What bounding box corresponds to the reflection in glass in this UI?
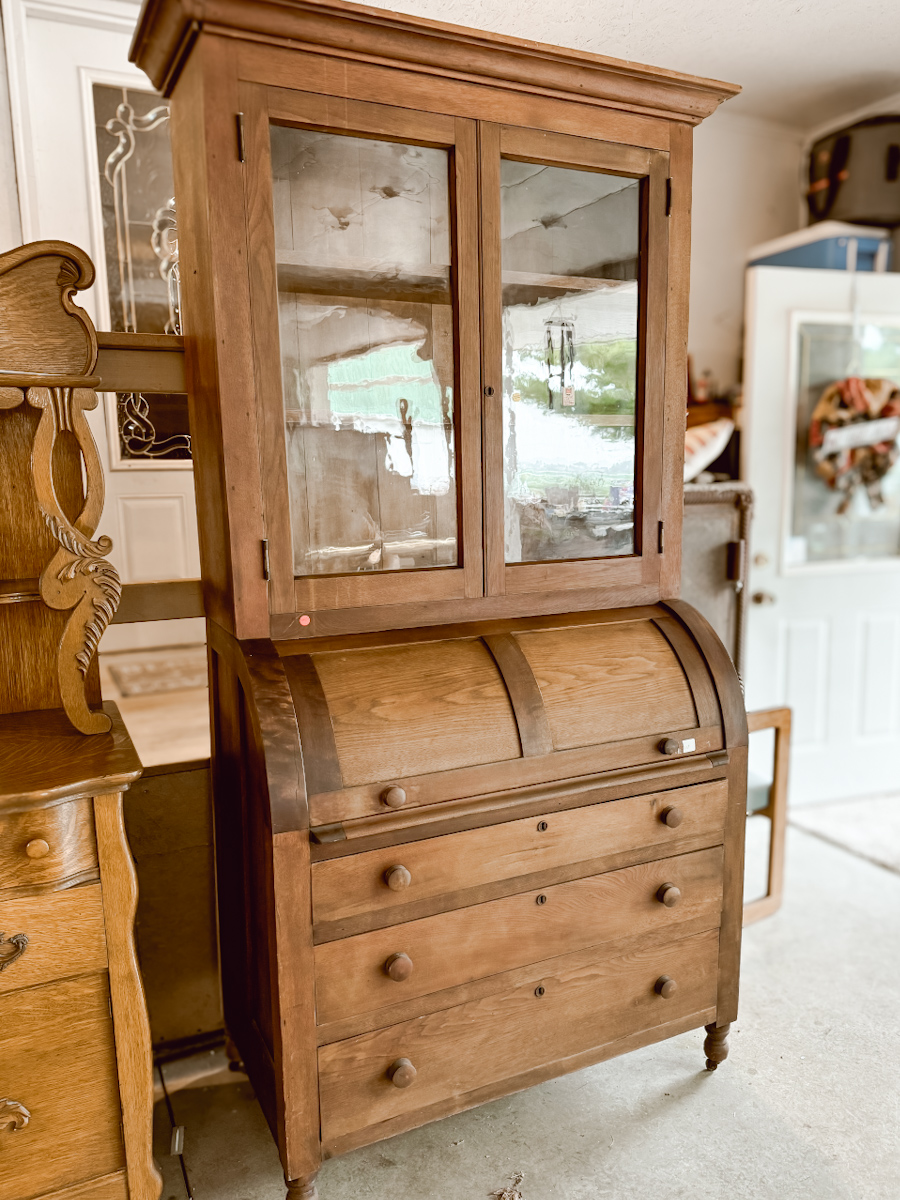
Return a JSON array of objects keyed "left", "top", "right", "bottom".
[
  {"left": 271, "top": 126, "right": 457, "bottom": 577},
  {"left": 792, "top": 322, "right": 900, "bottom": 563},
  {"left": 501, "top": 159, "right": 640, "bottom": 564}
]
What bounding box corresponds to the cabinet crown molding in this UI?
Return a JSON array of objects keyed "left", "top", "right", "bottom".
[{"left": 130, "top": 0, "right": 740, "bottom": 120}]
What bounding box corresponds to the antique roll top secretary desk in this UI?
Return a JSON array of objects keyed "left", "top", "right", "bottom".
[{"left": 131, "top": 4, "right": 743, "bottom": 1195}]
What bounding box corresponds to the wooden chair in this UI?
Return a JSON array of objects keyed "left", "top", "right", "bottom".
[{"left": 743, "top": 706, "right": 791, "bottom": 924}]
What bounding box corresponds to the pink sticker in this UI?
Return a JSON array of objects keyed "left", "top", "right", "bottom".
[{"left": 299, "top": 615, "right": 311, "bottom": 627}]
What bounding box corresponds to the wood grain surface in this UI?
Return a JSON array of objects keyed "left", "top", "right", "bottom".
[
  {"left": 132, "top": 0, "right": 739, "bottom": 121},
  {"left": 0, "top": 704, "right": 141, "bottom": 813},
  {"left": 515, "top": 620, "right": 698, "bottom": 749},
  {"left": 0, "top": 883, "right": 106, "bottom": 996},
  {"left": 38, "top": 1173, "right": 128, "bottom": 1200},
  {"left": 0, "top": 973, "right": 124, "bottom": 1200},
  {"left": 94, "top": 792, "right": 163, "bottom": 1200},
  {"left": 0, "top": 797, "right": 97, "bottom": 896},
  {"left": 314, "top": 846, "right": 722, "bottom": 1023},
  {"left": 311, "top": 780, "right": 727, "bottom": 927},
  {"left": 312, "top": 638, "right": 521, "bottom": 786},
  {"left": 318, "top": 926, "right": 720, "bottom": 1146},
  {"left": 0, "top": 242, "right": 97, "bottom": 377}
]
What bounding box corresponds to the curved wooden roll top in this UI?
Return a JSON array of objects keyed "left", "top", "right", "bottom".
[{"left": 275, "top": 605, "right": 733, "bottom": 829}]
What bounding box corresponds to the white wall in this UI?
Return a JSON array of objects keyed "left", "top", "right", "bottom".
[
  {"left": 688, "top": 110, "right": 805, "bottom": 392},
  {"left": 0, "top": 9, "right": 21, "bottom": 249}
]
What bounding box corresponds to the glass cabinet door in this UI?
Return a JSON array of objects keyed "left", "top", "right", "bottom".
[
  {"left": 272, "top": 127, "right": 457, "bottom": 576},
  {"left": 481, "top": 126, "right": 669, "bottom": 596},
  {"left": 250, "top": 93, "right": 482, "bottom": 614}
]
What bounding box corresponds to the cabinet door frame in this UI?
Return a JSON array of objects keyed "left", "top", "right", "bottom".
[
  {"left": 241, "top": 83, "right": 484, "bottom": 619},
  {"left": 479, "top": 123, "right": 670, "bottom": 599}
]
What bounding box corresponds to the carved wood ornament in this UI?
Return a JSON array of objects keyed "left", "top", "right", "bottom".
[{"left": 0, "top": 243, "right": 120, "bottom": 734}]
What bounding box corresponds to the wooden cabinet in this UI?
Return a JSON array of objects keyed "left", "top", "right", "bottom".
[
  {"left": 131, "top": 3, "right": 742, "bottom": 1197},
  {"left": 0, "top": 707, "right": 160, "bottom": 1200},
  {"left": 132, "top": 0, "right": 739, "bottom": 643}
]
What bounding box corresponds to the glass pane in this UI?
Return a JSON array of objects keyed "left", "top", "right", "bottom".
[
  {"left": 92, "top": 83, "right": 181, "bottom": 336},
  {"left": 271, "top": 126, "right": 457, "bottom": 577},
  {"left": 791, "top": 322, "right": 900, "bottom": 563},
  {"left": 501, "top": 159, "right": 640, "bottom": 564}
]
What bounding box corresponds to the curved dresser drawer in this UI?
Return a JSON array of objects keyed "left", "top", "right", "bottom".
[
  {"left": 318, "top": 926, "right": 720, "bottom": 1151},
  {"left": 312, "top": 780, "right": 727, "bottom": 930},
  {"left": 0, "top": 799, "right": 97, "bottom": 897},
  {"left": 314, "top": 845, "right": 723, "bottom": 1025},
  {"left": 0, "top": 974, "right": 125, "bottom": 1200}
]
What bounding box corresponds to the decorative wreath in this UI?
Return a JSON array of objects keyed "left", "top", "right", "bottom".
[{"left": 809, "top": 377, "right": 900, "bottom": 514}]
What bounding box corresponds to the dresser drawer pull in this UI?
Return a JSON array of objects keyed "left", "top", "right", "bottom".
[
  {"left": 24, "top": 839, "right": 50, "bottom": 860},
  {"left": 656, "top": 883, "right": 682, "bottom": 907},
  {"left": 381, "top": 786, "right": 407, "bottom": 809},
  {"left": 387, "top": 1058, "right": 417, "bottom": 1088},
  {"left": 654, "top": 975, "right": 678, "bottom": 999},
  {"left": 0, "top": 1100, "right": 30, "bottom": 1132},
  {"left": 659, "top": 806, "right": 683, "bottom": 828},
  {"left": 0, "top": 933, "right": 28, "bottom": 972},
  {"left": 659, "top": 738, "right": 681, "bottom": 756},
  {"left": 384, "top": 953, "right": 414, "bottom": 982},
  {"left": 384, "top": 865, "right": 412, "bottom": 891}
]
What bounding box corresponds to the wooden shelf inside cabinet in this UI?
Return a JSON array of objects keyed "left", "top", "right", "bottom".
[
  {"left": 501, "top": 271, "right": 635, "bottom": 304},
  {"left": 276, "top": 256, "right": 451, "bottom": 305}
]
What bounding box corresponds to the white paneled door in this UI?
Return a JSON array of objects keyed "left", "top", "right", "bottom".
[
  {"left": 2, "top": 0, "right": 201, "bottom": 649},
  {"left": 743, "top": 265, "right": 900, "bottom": 804}
]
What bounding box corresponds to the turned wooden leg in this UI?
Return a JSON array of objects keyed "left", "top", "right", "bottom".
[
  {"left": 704, "top": 1022, "right": 730, "bottom": 1071},
  {"left": 286, "top": 1174, "right": 319, "bottom": 1199}
]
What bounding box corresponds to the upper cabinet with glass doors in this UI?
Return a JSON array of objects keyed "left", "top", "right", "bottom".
[{"left": 132, "top": 0, "right": 738, "bottom": 641}]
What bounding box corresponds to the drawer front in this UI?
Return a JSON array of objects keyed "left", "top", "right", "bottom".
[
  {"left": 0, "top": 884, "right": 107, "bottom": 996},
  {"left": 315, "top": 846, "right": 723, "bottom": 1024},
  {"left": 319, "top": 926, "right": 719, "bottom": 1147},
  {"left": 41, "top": 1173, "right": 128, "bottom": 1200},
  {"left": 312, "top": 780, "right": 727, "bottom": 927},
  {"left": 0, "top": 799, "right": 97, "bottom": 896},
  {"left": 0, "top": 974, "right": 124, "bottom": 1200}
]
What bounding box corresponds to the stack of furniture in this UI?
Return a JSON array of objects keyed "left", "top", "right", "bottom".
[
  {"left": 0, "top": 242, "right": 160, "bottom": 1200},
  {"left": 131, "top": 3, "right": 745, "bottom": 1197}
]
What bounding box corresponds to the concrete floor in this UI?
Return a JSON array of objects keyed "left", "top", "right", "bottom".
[{"left": 153, "top": 821, "right": 900, "bottom": 1200}]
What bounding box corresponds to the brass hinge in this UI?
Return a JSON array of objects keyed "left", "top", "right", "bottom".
[
  {"left": 665, "top": 177, "right": 672, "bottom": 217},
  {"left": 658, "top": 520, "right": 665, "bottom": 554},
  {"left": 236, "top": 112, "right": 246, "bottom": 163},
  {"left": 261, "top": 538, "right": 270, "bottom": 581}
]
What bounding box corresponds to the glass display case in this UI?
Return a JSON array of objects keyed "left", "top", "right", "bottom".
[{"left": 137, "top": 0, "right": 735, "bottom": 643}]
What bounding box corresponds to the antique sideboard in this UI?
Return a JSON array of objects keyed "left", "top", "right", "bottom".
[{"left": 131, "top": 4, "right": 744, "bottom": 1196}]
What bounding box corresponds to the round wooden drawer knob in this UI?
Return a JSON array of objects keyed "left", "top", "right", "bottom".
[
  {"left": 24, "top": 839, "right": 50, "bottom": 860},
  {"left": 384, "top": 865, "right": 412, "bottom": 891},
  {"left": 656, "top": 883, "right": 682, "bottom": 907},
  {"left": 655, "top": 975, "right": 678, "bottom": 999},
  {"left": 659, "top": 806, "right": 683, "bottom": 828},
  {"left": 659, "top": 738, "right": 681, "bottom": 756},
  {"left": 388, "top": 1058, "right": 417, "bottom": 1088},
  {"left": 384, "top": 953, "right": 413, "bottom": 982},
  {"left": 381, "top": 786, "right": 407, "bottom": 809}
]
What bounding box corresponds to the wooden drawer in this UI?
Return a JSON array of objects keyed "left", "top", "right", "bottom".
[
  {"left": 41, "top": 1173, "right": 128, "bottom": 1200},
  {"left": 0, "top": 884, "right": 106, "bottom": 996},
  {"left": 319, "top": 926, "right": 720, "bottom": 1149},
  {"left": 0, "top": 799, "right": 97, "bottom": 897},
  {"left": 0, "top": 974, "right": 124, "bottom": 1200},
  {"left": 315, "top": 846, "right": 723, "bottom": 1024},
  {"left": 312, "top": 780, "right": 727, "bottom": 928}
]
